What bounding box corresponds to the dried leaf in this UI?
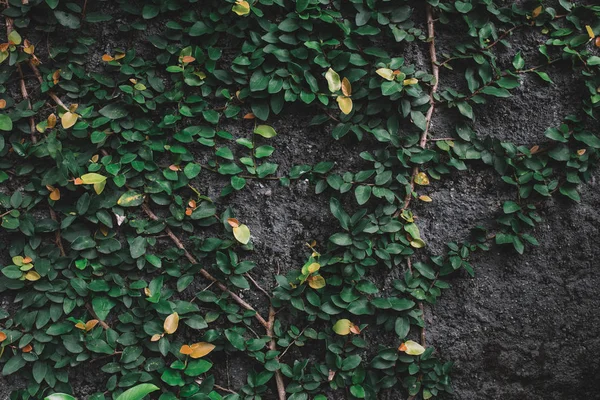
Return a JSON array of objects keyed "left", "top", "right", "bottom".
[
  {"left": 0, "top": 332, "right": 6, "bottom": 342},
  {"left": 349, "top": 325, "right": 361, "bottom": 334},
  {"left": 22, "top": 344, "right": 33, "bottom": 353},
  {"left": 185, "top": 208, "right": 193, "bottom": 216},
  {"left": 595, "top": 37, "right": 600, "bottom": 47},
  {"left": 23, "top": 39, "right": 34, "bottom": 55},
  {"left": 73, "top": 177, "right": 83, "bottom": 185},
  {"left": 47, "top": 113, "right": 57, "bottom": 128},
  {"left": 414, "top": 172, "right": 430, "bottom": 186},
  {"left": 102, "top": 54, "right": 114, "bottom": 62},
  {"left": 227, "top": 218, "right": 240, "bottom": 228},
  {"left": 307, "top": 275, "right": 326, "bottom": 289},
  {"left": 61, "top": 111, "right": 78, "bottom": 129},
  {"left": 233, "top": 224, "right": 251, "bottom": 244},
  {"left": 418, "top": 195, "right": 432, "bottom": 202},
  {"left": 169, "top": 164, "right": 180, "bottom": 171},
  {"left": 399, "top": 340, "right": 425, "bottom": 355},
  {"left": 577, "top": 149, "right": 586, "bottom": 156},
  {"left": 164, "top": 312, "right": 179, "bottom": 334},
  {"left": 376, "top": 68, "right": 394, "bottom": 81},
  {"left": 403, "top": 78, "right": 419, "bottom": 86},
  {"left": 85, "top": 320, "right": 100, "bottom": 332},
  {"left": 114, "top": 53, "right": 126, "bottom": 60},
  {"left": 532, "top": 6, "right": 542, "bottom": 18},
  {"left": 150, "top": 334, "right": 162, "bottom": 342},
  {"left": 0, "top": 99, "right": 6, "bottom": 109},
  {"left": 75, "top": 322, "right": 86, "bottom": 330},
  {"left": 243, "top": 113, "right": 255, "bottom": 119},
  {"left": 180, "top": 345, "right": 193, "bottom": 355},
  {"left": 325, "top": 68, "right": 341, "bottom": 92},
  {"left": 182, "top": 56, "right": 195, "bottom": 63},
  {"left": 188, "top": 200, "right": 197, "bottom": 208},
  {"left": 49, "top": 187, "right": 60, "bottom": 201},
  {"left": 341, "top": 77, "right": 352, "bottom": 96},
  {"left": 336, "top": 96, "right": 353, "bottom": 115}
]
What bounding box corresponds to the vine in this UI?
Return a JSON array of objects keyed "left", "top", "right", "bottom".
[{"left": 0, "top": 1, "right": 598, "bottom": 400}]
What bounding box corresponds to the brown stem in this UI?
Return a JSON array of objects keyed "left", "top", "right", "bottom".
[
  {"left": 48, "top": 207, "right": 66, "bottom": 257},
  {"left": 28, "top": 61, "right": 69, "bottom": 111},
  {"left": 213, "top": 385, "right": 236, "bottom": 394},
  {"left": 85, "top": 303, "right": 110, "bottom": 330},
  {"left": 4, "top": 18, "right": 36, "bottom": 143},
  {"left": 482, "top": 25, "right": 520, "bottom": 51},
  {"left": 267, "top": 306, "right": 286, "bottom": 400},
  {"left": 246, "top": 273, "right": 271, "bottom": 299},
  {"left": 141, "top": 204, "right": 269, "bottom": 329}
]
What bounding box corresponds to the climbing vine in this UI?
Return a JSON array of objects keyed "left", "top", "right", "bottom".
[{"left": 0, "top": 0, "right": 599, "bottom": 399}]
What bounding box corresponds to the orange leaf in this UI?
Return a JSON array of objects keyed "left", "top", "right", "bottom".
[
  {"left": 22, "top": 344, "right": 33, "bottom": 353},
  {"left": 0, "top": 332, "right": 6, "bottom": 342},
  {"left": 341, "top": 77, "right": 352, "bottom": 96},
  {"left": 0, "top": 99, "right": 6, "bottom": 109},
  {"left": 22, "top": 257, "right": 32, "bottom": 264},
  {"left": 85, "top": 320, "right": 100, "bottom": 332},
  {"left": 188, "top": 200, "right": 197, "bottom": 208},
  {"left": 529, "top": 145, "right": 540, "bottom": 154},
  {"left": 100, "top": 226, "right": 109, "bottom": 236},
  {"left": 23, "top": 39, "right": 34, "bottom": 55},
  {"left": 243, "top": 113, "right": 255, "bottom": 119},
  {"left": 75, "top": 322, "right": 86, "bottom": 330},
  {"left": 532, "top": 5, "right": 542, "bottom": 18},
  {"left": 189, "top": 342, "right": 216, "bottom": 359},
  {"left": 169, "top": 164, "right": 180, "bottom": 171},
  {"left": 577, "top": 149, "right": 586, "bottom": 156},
  {"left": 185, "top": 208, "right": 193, "bottom": 216},
  {"left": 0, "top": 43, "right": 8, "bottom": 52},
  {"left": 74, "top": 177, "right": 83, "bottom": 185},
  {"left": 227, "top": 218, "right": 240, "bottom": 228},
  {"left": 163, "top": 312, "right": 179, "bottom": 334},
  {"left": 180, "top": 345, "right": 193, "bottom": 355},
  {"left": 350, "top": 325, "right": 361, "bottom": 335},
  {"left": 398, "top": 343, "right": 407, "bottom": 352},
  {"left": 596, "top": 37, "right": 600, "bottom": 47},
  {"left": 182, "top": 56, "right": 195, "bottom": 63},
  {"left": 102, "top": 54, "right": 114, "bottom": 62},
  {"left": 49, "top": 188, "right": 60, "bottom": 201}
]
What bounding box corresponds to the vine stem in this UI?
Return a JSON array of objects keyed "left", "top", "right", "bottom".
[
  {"left": 267, "top": 306, "right": 286, "bottom": 400},
  {"left": 405, "top": 5, "right": 438, "bottom": 398},
  {"left": 141, "top": 203, "right": 269, "bottom": 329},
  {"left": 28, "top": 61, "right": 69, "bottom": 111},
  {"left": 85, "top": 303, "right": 110, "bottom": 330},
  {"left": 5, "top": 17, "right": 36, "bottom": 143}
]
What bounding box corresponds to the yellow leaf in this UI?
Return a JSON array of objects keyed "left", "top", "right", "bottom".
[
  {"left": 586, "top": 25, "right": 595, "bottom": 39},
  {"left": 24, "top": 271, "right": 40, "bottom": 281},
  {"left": 410, "top": 239, "right": 426, "bottom": 248},
  {"left": 233, "top": 224, "right": 251, "bottom": 244},
  {"left": 164, "top": 312, "right": 179, "bottom": 334},
  {"left": 325, "top": 68, "right": 341, "bottom": 92},
  {"left": 94, "top": 180, "right": 106, "bottom": 195},
  {"left": 307, "top": 262, "right": 320, "bottom": 274},
  {"left": 61, "top": 111, "right": 78, "bottom": 129},
  {"left": 376, "top": 68, "right": 394, "bottom": 81},
  {"left": 232, "top": 0, "right": 250, "bottom": 15},
  {"left": 532, "top": 6, "right": 542, "bottom": 18},
  {"left": 114, "top": 53, "right": 126, "bottom": 60},
  {"left": 418, "top": 195, "right": 432, "bottom": 202},
  {"left": 8, "top": 31, "right": 21, "bottom": 46},
  {"left": 336, "top": 96, "right": 353, "bottom": 115},
  {"left": 80, "top": 173, "right": 107, "bottom": 185},
  {"left": 403, "top": 78, "right": 419, "bottom": 86},
  {"left": 414, "top": 172, "right": 430, "bottom": 186},
  {"left": 332, "top": 319, "right": 354, "bottom": 335},
  {"left": 23, "top": 39, "right": 34, "bottom": 55},
  {"left": 75, "top": 322, "right": 86, "bottom": 330},
  {"left": 399, "top": 340, "right": 426, "bottom": 355},
  {"left": 341, "top": 77, "right": 352, "bottom": 96},
  {"left": 307, "top": 275, "right": 326, "bottom": 289},
  {"left": 189, "top": 342, "right": 216, "bottom": 359}
]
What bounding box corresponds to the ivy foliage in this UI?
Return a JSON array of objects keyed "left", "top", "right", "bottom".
[{"left": 0, "top": 0, "right": 599, "bottom": 399}]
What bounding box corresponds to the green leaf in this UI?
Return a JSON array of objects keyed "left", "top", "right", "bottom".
[
  {"left": 480, "top": 87, "right": 511, "bottom": 98},
  {"left": 455, "top": 1, "right": 473, "bottom": 13},
  {"left": 574, "top": 132, "right": 600, "bottom": 148},
  {"left": 512, "top": 52, "right": 525, "bottom": 70},
  {"left": 92, "top": 297, "right": 116, "bottom": 321},
  {"left": 117, "top": 191, "right": 145, "bottom": 207},
  {"left": 184, "top": 163, "right": 201, "bottom": 179},
  {"left": 502, "top": 201, "right": 521, "bottom": 214},
  {"left": 456, "top": 102, "right": 473, "bottom": 119},
  {"left": 185, "top": 360, "right": 213, "bottom": 377},
  {"left": 342, "top": 355, "right": 362, "bottom": 371},
  {"left": 548, "top": 144, "right": 570, "bottom": 161},
  {"left": 0, "top": 115, "right": 13, "bottom": 131},
  {"left": 54, "top": 11, "right": 81, "bottom": 29},
  {"left": 115, "top": 384, "right": 160, "bottom": 400},
  {"left": 326, "top": 68, "right": 341, "bottom": 92},
  {"left": 355, "top": 185, "right": 372, "bottom": 205},
  {"left": 2, "top": 355, "right": 26, "bottom": 375},
  {"left": 44, "top": 395, "right": 77, "bottom": 400},
  {"left": 254, "top": 125, "right": 277, "bottom": 138},
  {"left": 330, "top": 233, "right": 352, "bottom": 246},
  {"left": 99, "top": 103, "right": 129, "bottom": 119}
]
